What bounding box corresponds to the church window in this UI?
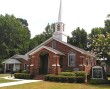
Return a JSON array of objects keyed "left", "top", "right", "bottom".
[
  {"left": 68, "top": 52, "right": 76, "bottom": 67},
  {"left": 52, "top": 41, "right": 56, "bottom": 49}
]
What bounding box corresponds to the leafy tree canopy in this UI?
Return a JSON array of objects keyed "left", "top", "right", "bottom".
[
  {"left": 29, "top": 23, "right": 55, "bottom": 50},
  {"left": 68, "top": 27, "right": 87, "bottom": 50},
  {"left": 0, "top": 14, "right": 30, "bottom": 61}
]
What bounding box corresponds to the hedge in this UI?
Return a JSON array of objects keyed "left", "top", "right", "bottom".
[
  {"left": 14, "top": 73, "right": 33, "bottom": 79},
  {"left": 89, "top": 79, "right": 108, "bottom": 84},
  {"left": 45, "top": 71, "right": 86, "bottom": 83},
  {"left": 59, "top": 72, "right": 75, "bottom": 76}
]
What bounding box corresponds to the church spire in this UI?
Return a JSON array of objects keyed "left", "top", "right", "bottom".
[
  {"left": 53, "top": 0, "right": 67, "bottom": 43},
  {"left": 58, "top": 0, "right": 62, "bottom": 22}
]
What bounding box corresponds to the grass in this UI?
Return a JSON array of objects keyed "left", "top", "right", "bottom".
[
  {"left": 0, "top": 74, "right": 18, "bottom": 83},
  {"left": 0, "top": 78, "right": 17, "bottom": 83},
  {"left": 0, "top": 74, "right": 11, "bottom": 77},
  {"left": 0, "top": 81, "right": 110, "bottom": 89}
]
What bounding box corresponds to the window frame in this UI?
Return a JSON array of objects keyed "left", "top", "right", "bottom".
[{"left": 68, "top": 52, "right": 76, "bottom": 67}]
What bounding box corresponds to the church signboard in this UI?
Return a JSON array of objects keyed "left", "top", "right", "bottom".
[{"left": 92, "top": 66, "right": 103, "bottom": 79}]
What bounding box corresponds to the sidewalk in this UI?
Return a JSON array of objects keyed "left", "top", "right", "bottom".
[{"left": 0, "top": 76, "right": 42, "bottom": 87}]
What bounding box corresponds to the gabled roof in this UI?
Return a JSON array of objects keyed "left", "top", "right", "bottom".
[
  {"left": 29, "top": 46, "right": 64, "bottom": 55},
  {"left": 25, "top": 37, "right": 53, "bottom": 55},
  {"left": 12, "top": 54, "right": 28, "bottom": 60},
  {"left": 2, "top": 58, "right": 21, "bottom": 64},
  {"left": 2, "top": 54, "right": 28, "bottom": 64},
  {"left": 25, "top": 37, "right": 95, "bottom": 57}
]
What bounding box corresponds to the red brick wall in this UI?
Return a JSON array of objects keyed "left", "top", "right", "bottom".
[
  {"left": 45, "top": 40, "right": 86, "bottom": 70},
  {"left": 29, "top": 48, "right": 61, "bottom": 75},
  {"left": 29, "top": 39, "right": 96, "bottom": 75}
]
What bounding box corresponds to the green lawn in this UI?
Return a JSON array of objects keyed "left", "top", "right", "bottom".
[
  {"left": 0, "top": 74, "right": 11, "bottom": 77},
  {"left": 0, "top": 74, "right": 17, "bottom": 83},
  {"left": 108, "top": 77, "right": 110, "bottom": 80},
  {"left": 0, "top": 81, "right": 110, "bottom": 89},
  {"left": 0, "top": 78, "right": 17, "bottom": 83}
]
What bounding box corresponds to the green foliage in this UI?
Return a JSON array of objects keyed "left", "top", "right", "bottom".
[
  {"left": 21, "top": 70, "right": 29, "bottom": 74},
  {"left": 89, "top": 79, "right": 108, "bottom": 84},
  {"left": 68, "top": 27, "right": 87, "bottom": 50},
  {"left": 0, "top": 14, "right": 30, "bottom": 62},
  {"left": 14, "top": 73, "right": 32, "bottom": 79},
  {"left": 29, "top": 23, "right": 55, "bottom": 50},
  {"left": 67, "top": 76, "right": 76, "bottom": 83},
  {"left": 88, "top": 18, "right": 110, "bottom": 66},
  {"left": 45, "top": 71, "right": 86, "bottom": 83},
  {"left": 75, "top": 76, "right": 85, "bottom": 83},
  {"left": 74, "top": 71, "right": 86, "bottom": 78},
  {"left": 59, "top": 72, "right": 75, "bottom": 76}
]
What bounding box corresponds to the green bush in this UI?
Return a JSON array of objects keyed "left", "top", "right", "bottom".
[
  {"left": 45, "top": 75, "right": 49, "bottom": 81},
  {"left": 89, "top": 79, "right": 108, "bottom": 84},
  {"left": 74, "top": 71, "right": 86, "bottom": 77},
  {"left": 22, "top": 70, "right": 29, "bottom": 74},
  {"left": 14, "top": 73, "right": 32, "bottom": 79},
  {"left": 59, "top": 72, "right": 75, "bottom": 76},
  {"left": 60, "top": 76, "right": 68, "bottom": 82},
  {"left": 107, "top": 72, "right": 110, "bottom": 77},
  {"left": 54, "top": 75, "right": 62, "bottom": 82},
  {"left": 14, "top": 73, "right": 24, "bottom": 79},
  {"left": 45, "top": 71, "right": 86, "bottom": 83},
  {"left": 68, "top": 76, "right": 76, "bottom": 83},
  {"left": 0, "top": 68, "right": 3, "bottom": 73},
  {"left": 76, "top": 76, "right": 85, "bottom": 83}
]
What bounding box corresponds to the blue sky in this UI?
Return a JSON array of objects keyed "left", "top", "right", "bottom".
[{"left": 0, "top": 0, "right": 110, "bottom": 38}]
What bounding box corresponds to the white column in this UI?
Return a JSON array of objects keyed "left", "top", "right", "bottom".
[{"left": 4, "top": 63, "right": 6, "bottom": 73}]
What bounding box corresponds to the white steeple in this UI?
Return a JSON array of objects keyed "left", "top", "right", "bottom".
[
  {"left": 53, "top": 0, "right": 67, "bottom": 43},
  {"left": 58, "top": 0, "right": 62, "bottom": 22}
]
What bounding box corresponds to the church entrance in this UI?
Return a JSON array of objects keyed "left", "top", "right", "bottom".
[{"left": 39, "top": 52, "right": 49, "bottom": 74}]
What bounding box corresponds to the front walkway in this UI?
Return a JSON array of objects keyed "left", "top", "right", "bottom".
[{"left": 0, "top": 76, "right": 42, "bottom": 87}]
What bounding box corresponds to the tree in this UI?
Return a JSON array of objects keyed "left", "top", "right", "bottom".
[
  {"left": 29, "top": 23, "right": 55, "bottom": 50},
  {"left": 0, "top": 14, "right": 30, "bottom": 61},
  {"left": 68, "top": 27, "right": 87, "bottom": 49}
]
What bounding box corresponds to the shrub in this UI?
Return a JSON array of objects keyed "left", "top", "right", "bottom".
[
  {"left": 54, "top": 75, "right": 62, "bottom": 82},
  {"left": 60, "top": 76, "right": 68, "bottom": 82},
  {"left": 74, "top": 71, "right": 86, "bottom": 77},
  {"left": 59, "top": 72, "right": 75, "bottom": 76},
  {"left": 76, "top": 76, "right": 85, "bottom": 83},
  {"left": 107, "top": 72, "right": 110, "bottom": 77},
  {"left": 45, "top": 71, "right": 86, "bottom": 83},
  {"left": 68, "top": 76, "right": 76, "bottom": 83},
  {"left": 22, "top": 70, "right": 29, "bottom": 74},
  {"left": 14, "top": 73, "right": 24, "bottom": 79},
  {"left": 14, "top": 73, "right": 32, "bottom": 79},
  {"left": 45, "top": 74, "right": 55, "bottom": 81},
  {"left": 0, "top": 68, "right": 3, "bottom": 73},
  {"left": 45, "top": 75, "right": 49, "bottom": 81},
  {"left": 89, "top": 79, "right": 108, "bottom": 84}
]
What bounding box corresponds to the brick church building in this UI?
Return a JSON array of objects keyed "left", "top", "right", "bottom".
[
  {"left": 25, "top": 0, "right": 96, "bottom": 76},
  {"left": 3, "top": 0, "right": 96, "bottom": 75}
]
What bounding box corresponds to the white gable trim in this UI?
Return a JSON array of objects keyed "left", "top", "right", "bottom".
[{"left": 29, "top": 46, "right": 64, "bottom": 55}]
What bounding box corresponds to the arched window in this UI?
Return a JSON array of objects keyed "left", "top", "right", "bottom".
[
  {"left": 68, "top": 52, "right": 76, "bottom": 67},
  {"left": 52, "top": 41, "right": 56, "bottom": 49}
]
